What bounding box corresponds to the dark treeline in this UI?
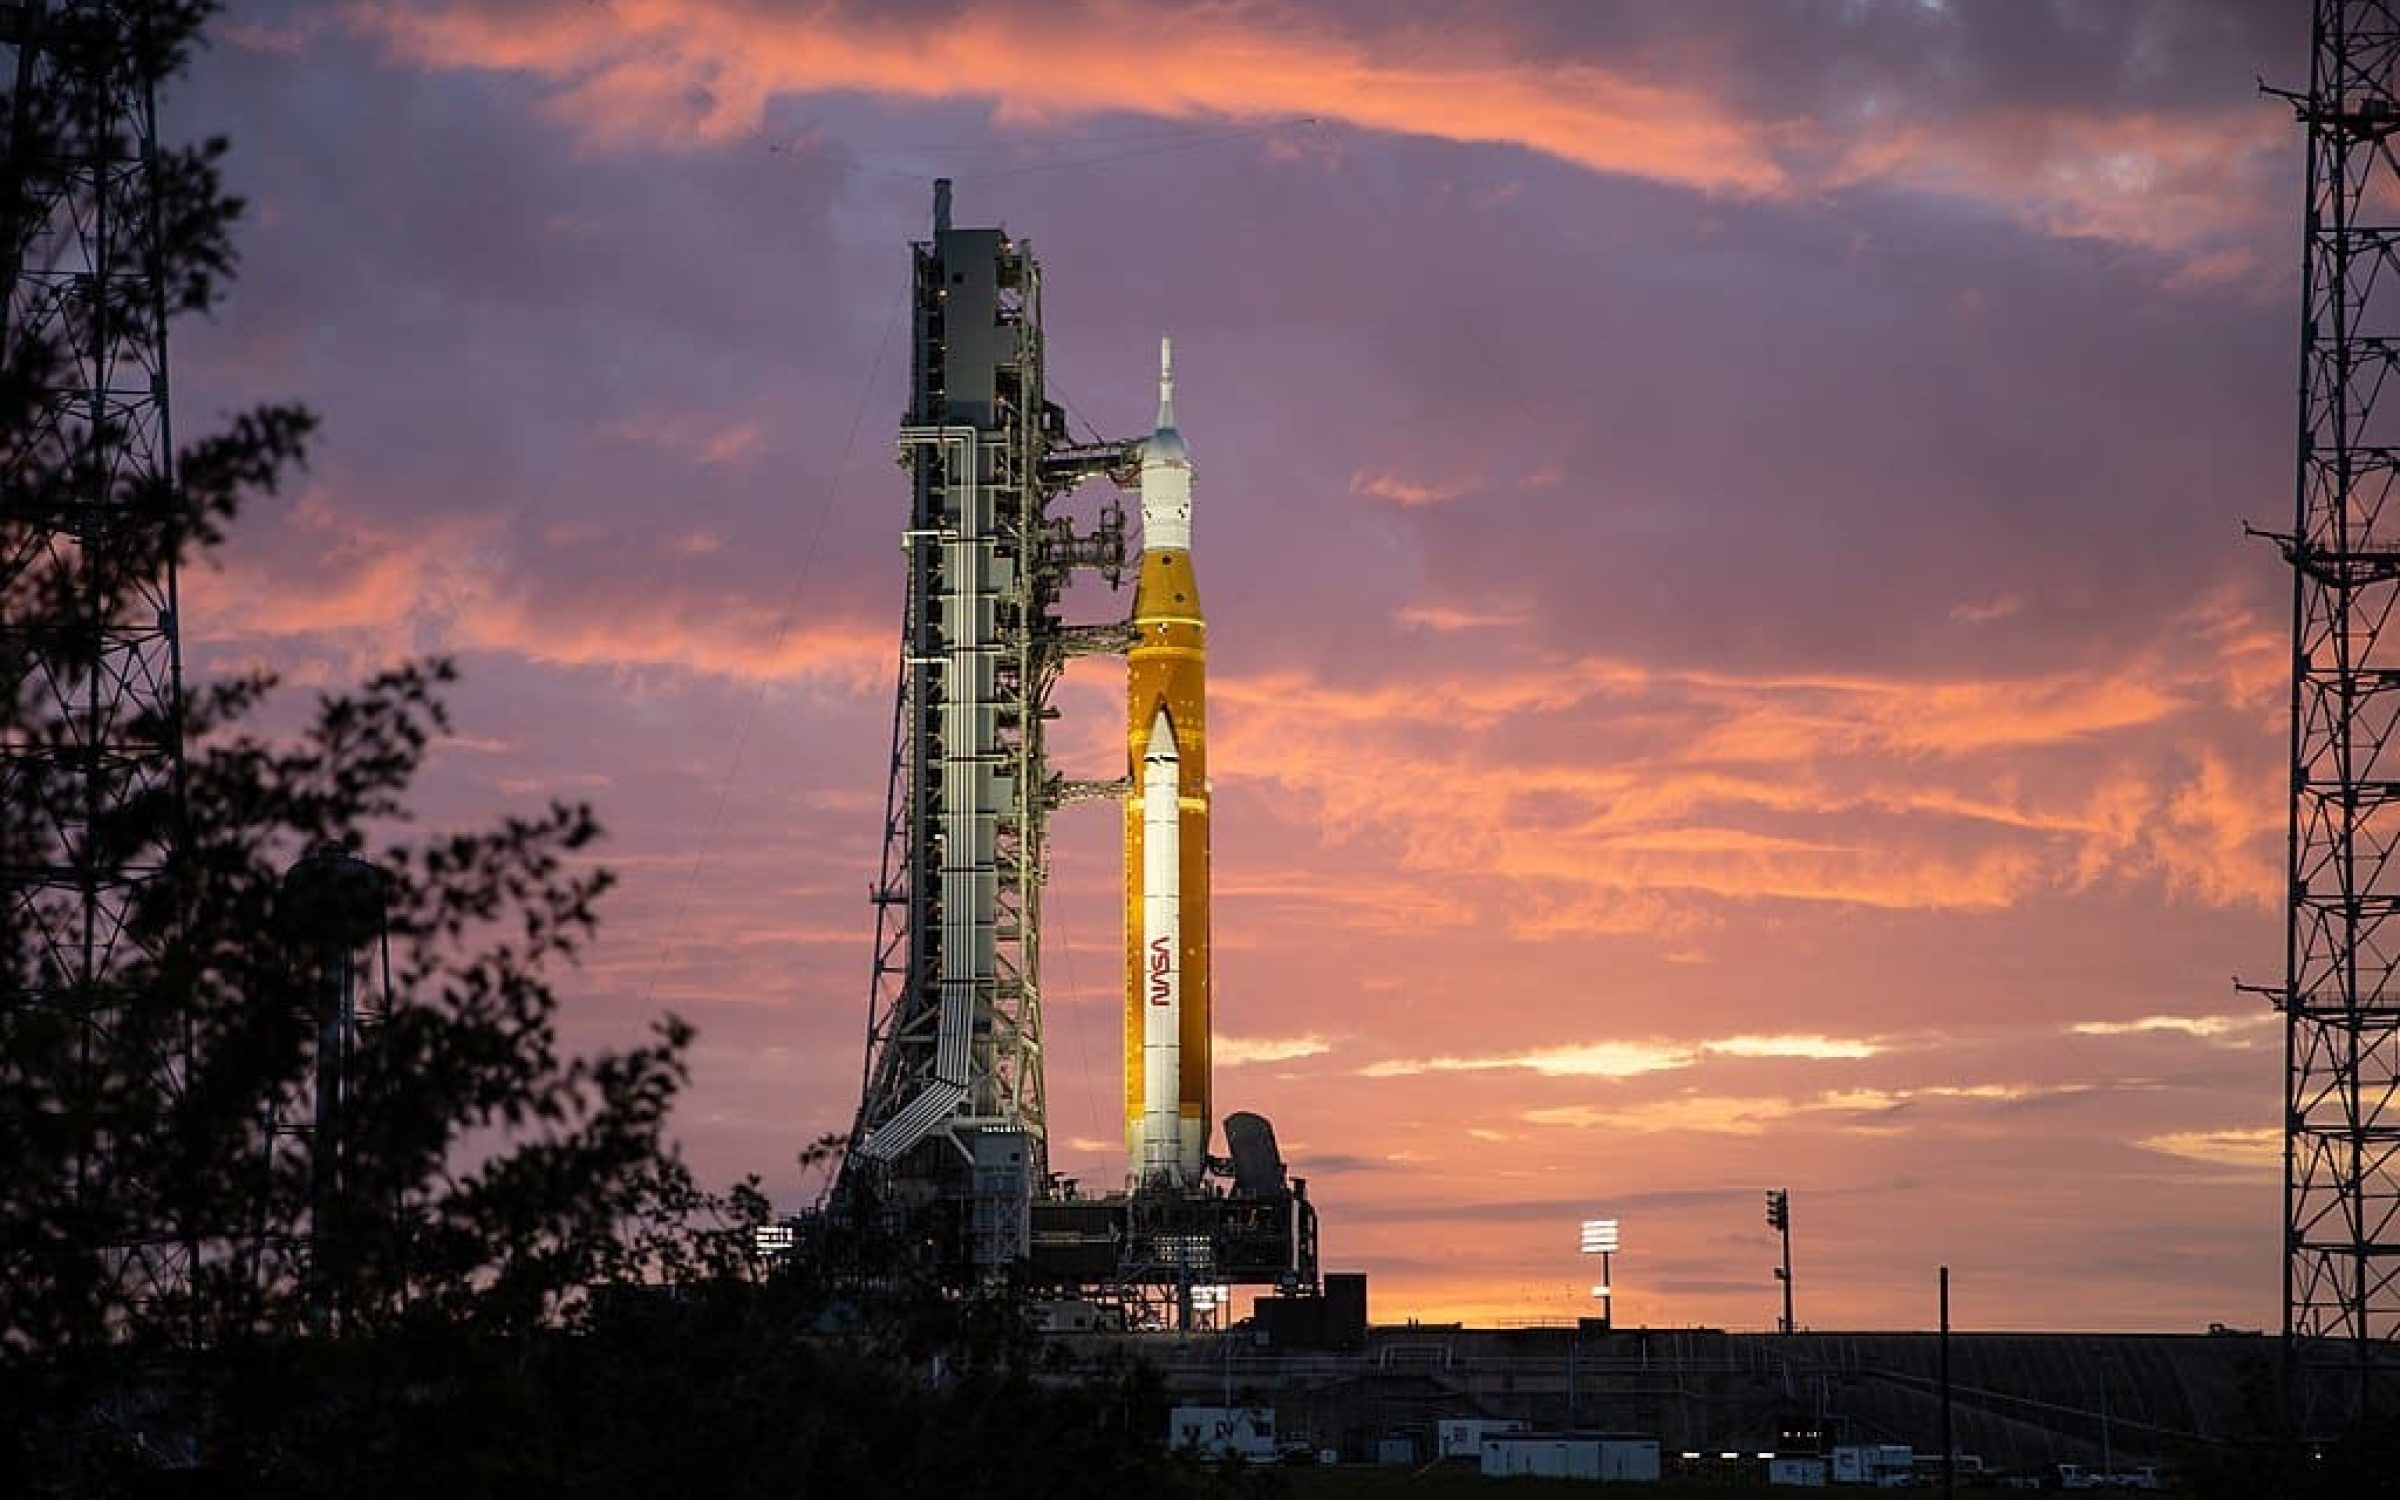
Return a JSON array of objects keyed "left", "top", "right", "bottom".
[{"left": 0, "top": 6, "right": 1260, "bottom": 1495}]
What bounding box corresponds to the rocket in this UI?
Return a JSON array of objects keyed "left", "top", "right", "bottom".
[{"left": 1126, "top": 337, "right": 1210, "bottom": 1190}]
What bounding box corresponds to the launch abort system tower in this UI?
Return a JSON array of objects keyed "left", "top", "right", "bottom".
[{"left": 840, "top": 185, "right": 1318, "bottom": 1319}]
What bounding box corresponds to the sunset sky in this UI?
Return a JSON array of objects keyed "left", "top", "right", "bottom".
[{"left": 179, "top": 0, "right": 2300, "bottom": 1332}]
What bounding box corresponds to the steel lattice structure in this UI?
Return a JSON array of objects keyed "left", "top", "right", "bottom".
[
  {"left": 0, "top": 1, "right": 190, "bottom": 1308},
  {"left": 846, "top": 184, "right": 1127, "bottom": 1267},
  {"left": 2282, "top": 0, "right": 2400, "bottom": 1423}
]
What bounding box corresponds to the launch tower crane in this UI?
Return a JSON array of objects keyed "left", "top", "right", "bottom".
[{"left": 844, "top": 181, "right": 1132, "bottom": 1269}]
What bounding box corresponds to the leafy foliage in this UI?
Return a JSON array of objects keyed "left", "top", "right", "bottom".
[
  {"left": 0, "top": 0, "right": 739, "bottom": 1362},
  {"left": 0, "top": 8, "right": 1275, "bottom": 1497}
]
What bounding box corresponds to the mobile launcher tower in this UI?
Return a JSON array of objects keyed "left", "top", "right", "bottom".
[{"left": 839, "top": 183, "right": 1318, "bottom": 1324}]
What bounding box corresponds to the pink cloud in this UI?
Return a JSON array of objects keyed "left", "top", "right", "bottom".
[
  {"left": 352, "top": 0, "right": 1794, "bottom": 191},
  {"left": 187, "top": 488, "right": 892, "bottom": 689},
  {"left": 340, "top": 0, "right": 2284, "bottom": 271}
]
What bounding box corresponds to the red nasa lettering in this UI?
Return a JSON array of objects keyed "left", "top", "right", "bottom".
[{"left": 1148, "top": 935, "right": 1173, "bottom": 1004}]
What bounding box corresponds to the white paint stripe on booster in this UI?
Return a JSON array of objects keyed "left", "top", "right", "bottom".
[{"left": 1142, "top": 704, "right": 1182, "bottom": 1187}]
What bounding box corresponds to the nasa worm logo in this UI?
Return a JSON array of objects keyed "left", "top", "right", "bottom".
[{"left": 1148, "top": 936, "right": 1174, "bottom": 1004}]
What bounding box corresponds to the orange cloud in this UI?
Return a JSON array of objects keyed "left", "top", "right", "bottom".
[
  {"left": 1395, "top": 602, "right": 1532, "bottom": 633},
  {"left": 1366, "top": 1032, "right": 1881, "bottom": 1081},
  {"left": 344, "top": 2, "right": 2281, "bottom": 266},
  {"left": 1521, "top": 1080, "right": 2088, "bottom": 1136},
  {"left": 1211, "top": 608, "right": 2279, "bottom": 933},
  {"left": 1352, "top": 471, "right": 1474, "bottom": 508},
  {"left": 187, "top": 488, "right": 890, "bottom": 689},
  {"left": 353, "top": 0, "right": 1789, "bottom": 192},
  {"left": 1216, "top": 1034, "right": 1333, "bottom": 1066},
  {"left": 2136, "top": 1127, "right": 2278, "bottom": 1173},
  {"left": 598, "top": 404, "right": 766, "bottom": 468}
]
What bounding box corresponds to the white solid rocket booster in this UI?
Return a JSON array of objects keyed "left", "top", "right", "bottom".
[{"left": 1140, "top": 704, "right": 1183, "bottom": 1186}]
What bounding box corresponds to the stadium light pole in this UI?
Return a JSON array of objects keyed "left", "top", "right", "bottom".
[
  {"left": 1766, "top": 1190, "right": 1794, "bottom": 1335},
  {"left": 1581, "top": 1218, "right": 1621, "bottom": 1330}
]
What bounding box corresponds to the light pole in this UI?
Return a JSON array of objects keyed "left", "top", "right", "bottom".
[
  {"left": 1766, "top": 1189, "right": 1794, "bottom": 1335},
  {"left": 1581, "top": 1218, "right": 1620, "bottom": 1330}
]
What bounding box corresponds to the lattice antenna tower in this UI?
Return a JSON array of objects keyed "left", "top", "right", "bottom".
[
  {"left": 0, "top": 1, "right": 191, "bottom": 1308},
  {"left": 2280, "top": 0, "right": 2400, "bottom": 1425},
  {"left": 845, "top": 181, "right": 1127, "bottom": 1261}
]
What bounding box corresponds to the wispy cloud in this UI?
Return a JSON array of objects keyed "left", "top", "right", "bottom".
[
  {"left": 2070, "top": 1013, "right": 2272, "bottom": 1041},
  {"left": 188, "top": 491, "right": 891, "bottom": 689},
  {"left": 354, "top": 0, "right": 1793, "bottom": 192},
  {"left": 1708, "top": 1033, "right": 1879, "bottom": 1061},
  {"left": 346, "top": 1, "right": 2284, "bottom": 268},
  {"left": 1950, "top": 594, "right": 2023, "bottom": 624},
  {"left": 1213, "top": 601, "right": 2279, "bottom": 937},
  {"left": 1524, "top": 1095, "right": 1796, "bottom": 1134},
  {"left": 1366, "top": 1032, "right": 1880, "bottom": 1080},
  {"left": 1352, "top": 471, "right": 1474, "bottom": 508},
  {"left": 1522, "top": 1080, "right": 2090, "bottom": 1135},
  {"left": 1216, "top": 1034, "right": 1334, "bottom": 1067},
  {"left": 2137, "top": 1127, "right": 2278, "bottom": 1173},
  {"left": 1366, "top": 1039, "right": 1696, "bottom": 1080},
  {"left": 1397, "top": 602, "right": 1530, "bottom": 633}
]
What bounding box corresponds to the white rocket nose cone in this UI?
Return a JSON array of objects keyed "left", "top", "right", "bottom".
[{"left": 1141, "top": 336, "right": 1193, "bottom": 552}]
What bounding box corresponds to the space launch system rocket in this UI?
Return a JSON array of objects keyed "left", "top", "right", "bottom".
[{"left": 1126, "top": 339, "right": 1210, "bottom": 1190}]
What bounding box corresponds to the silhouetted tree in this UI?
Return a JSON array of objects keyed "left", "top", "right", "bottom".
[
  {"left": 2, "top": 10, "right": 1282, "bottom": 1497},
  {"left": 0, "top": 5, "right": 747, "bottom": 1487}
]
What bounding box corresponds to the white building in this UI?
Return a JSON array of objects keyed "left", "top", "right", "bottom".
[
  {"left": 1437, "top": 1418, "right": 1526, "bottom": 1458},
  {"left": 1479, "top": 1434, "right": 1661, "bottom": 1482},
  {"left": 1830, "top": 1444, "right": 1915, "bottom": 1487},
  {"left": 1769, "top": 1456, "right": 1829, "bottom": 1487},
  {"left": 1168, "top": 1405, "right": 1276, "bottom": 1463}
]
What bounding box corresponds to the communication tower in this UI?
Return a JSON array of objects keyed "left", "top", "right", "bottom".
[
  {"left": 0, "top": 1, "right": 192, "bottom": 1311},
  {"left": 2277, "top": 0, "right": 2400, "bottom": 1423}
]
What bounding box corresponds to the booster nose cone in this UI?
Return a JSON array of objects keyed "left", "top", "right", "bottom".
[{"left": 1145, "top": 705, "right": 1180, "bottom": 765}]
